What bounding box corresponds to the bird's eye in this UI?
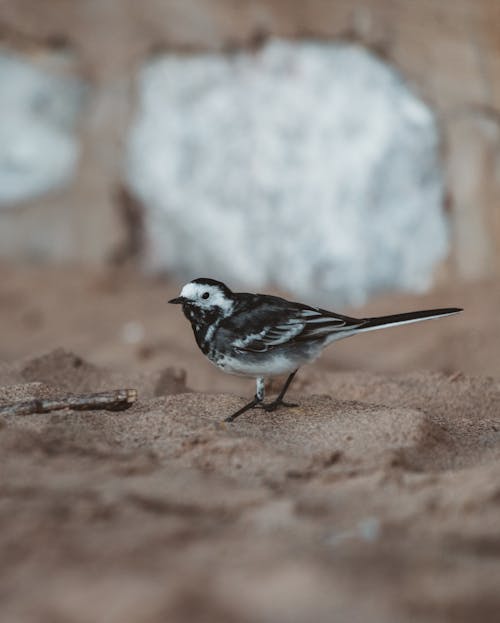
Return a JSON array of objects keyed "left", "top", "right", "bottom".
[{"left": 202, "top": 292, "right": 210, "bottom": 299}]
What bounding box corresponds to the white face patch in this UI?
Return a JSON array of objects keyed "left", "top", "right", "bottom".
[{"left": 179, "top": 282, "right": 234, "bottom": 315}]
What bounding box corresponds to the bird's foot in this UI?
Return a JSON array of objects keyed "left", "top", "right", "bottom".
[
  {"left": 224, "top": 396, "right": 262, "bottom": 422},
  {"left": 259, "top": 399, "right": 299, "bottom": 412}
]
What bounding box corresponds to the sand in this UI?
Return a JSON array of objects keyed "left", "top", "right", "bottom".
[{"left": 1, "top": 263, "right": 500, "bottom": 622}]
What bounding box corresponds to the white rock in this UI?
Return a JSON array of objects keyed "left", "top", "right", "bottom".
[
  {"left": 126, "top": 40, "right": 448, "bottom": 305},
  {"left": 0, "top": 51, "right": 84, "bottom": 206}
]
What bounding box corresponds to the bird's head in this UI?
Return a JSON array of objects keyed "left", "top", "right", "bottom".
[{"left": 169, "top": 278, "right": 234, "bottom": 319}]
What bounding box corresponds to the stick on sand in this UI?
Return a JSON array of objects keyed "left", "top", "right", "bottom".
[{"left": 0, "top": 389, "right": 138, "bottom": 416}]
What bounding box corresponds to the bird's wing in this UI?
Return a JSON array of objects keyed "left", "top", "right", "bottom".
[{"left": 232, "top": 304, "right": 364, "bottom": 353}]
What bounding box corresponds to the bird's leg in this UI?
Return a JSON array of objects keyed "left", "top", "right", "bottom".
[
  {"left": 261, "top": 370, "right": 299, "bottom": 412},
  {"left": 225, "top": 377, "right": 265, "bottom": 423}
]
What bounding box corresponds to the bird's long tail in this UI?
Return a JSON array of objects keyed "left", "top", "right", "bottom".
[{"left": 358, "top": 307, "right": 462, "bottom": 333}]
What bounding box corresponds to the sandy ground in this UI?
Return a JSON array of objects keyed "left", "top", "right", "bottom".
[{"left": 1, "top": 262, "right": 500, "bottom": 622}]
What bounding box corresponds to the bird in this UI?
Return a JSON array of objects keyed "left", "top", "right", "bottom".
[{"left": 169, "top": 278, "right": 462, "bottom": 423}]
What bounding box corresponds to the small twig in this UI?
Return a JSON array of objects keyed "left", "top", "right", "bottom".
[{"left": 0, "top": 389, "right": 138, "bottom": 417}]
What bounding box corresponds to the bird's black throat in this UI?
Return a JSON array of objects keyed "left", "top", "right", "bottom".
[{"left": 182, "top": 303, "right": 223, "bottom": 355}]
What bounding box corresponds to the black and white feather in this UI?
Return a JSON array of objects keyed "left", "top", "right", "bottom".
[{"left": 169, "top": 278, "right": 462, "bottom": 421}]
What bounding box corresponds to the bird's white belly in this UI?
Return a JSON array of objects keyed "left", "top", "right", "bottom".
[{"left": 214, "top": 353, "right": 301, "bottom": 378}]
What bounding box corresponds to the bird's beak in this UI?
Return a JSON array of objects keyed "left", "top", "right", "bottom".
[{"left": 168, "top": 296, "right": 186, "bottom": 304}]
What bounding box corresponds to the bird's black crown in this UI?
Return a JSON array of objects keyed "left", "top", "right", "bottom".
[{"left": 191, "top": 278, "right": 233, "bottom": 296}]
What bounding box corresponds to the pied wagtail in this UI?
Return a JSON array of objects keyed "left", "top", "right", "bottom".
[{"left": 169, "top": 278, "right": 462, "bottom": 422}]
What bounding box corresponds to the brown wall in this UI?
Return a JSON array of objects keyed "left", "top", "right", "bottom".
[{"left": 0, "top": 0, "right": 499, "bottom": 281}]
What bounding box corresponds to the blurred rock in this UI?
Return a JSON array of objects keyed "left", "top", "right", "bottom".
[
  {"left": 127, "top": 41, "right": 447, "bottom": 304},
  {"left": 0, "top": 50, "right": 84, "bottom": 206}
]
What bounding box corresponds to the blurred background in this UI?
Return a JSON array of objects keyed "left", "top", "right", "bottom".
[
  {"left": 3, "top": 5, "right": 500, "bottom": 623},
  {"left": 0, "top": 0, "right": 499, "bottom": 386}
]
